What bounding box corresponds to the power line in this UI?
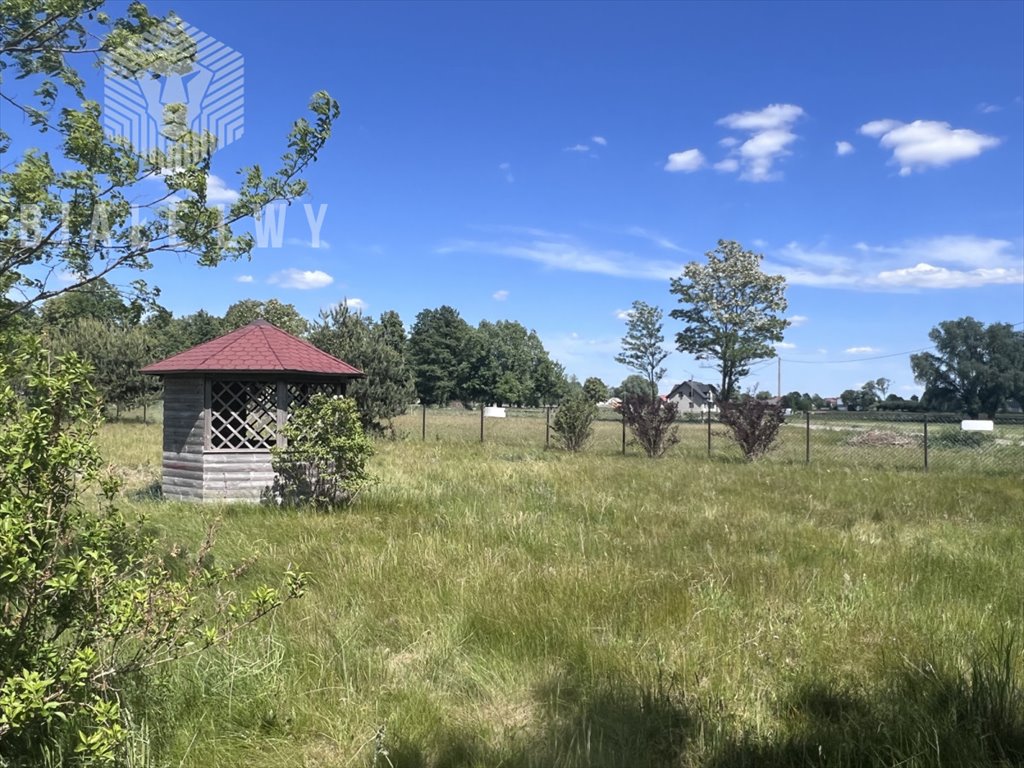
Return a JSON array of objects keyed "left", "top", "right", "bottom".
[{"left": 778, "top": 348, "right": 933, "bottom": 366}]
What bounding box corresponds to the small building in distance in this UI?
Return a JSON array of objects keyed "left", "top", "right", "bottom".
[
  {"left": 141, "top": 320, "right": 363, "bottom": 503},
  {"left": 667, "top": 380, "right": 719, "bottom": 418}
]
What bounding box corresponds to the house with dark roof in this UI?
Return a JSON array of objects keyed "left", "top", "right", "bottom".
[
  {"left": 141, "top": 320, "right": 363, "bottom": 502},
  {"left": 667, "top": 380, "right": 719, "bottom": 417}
]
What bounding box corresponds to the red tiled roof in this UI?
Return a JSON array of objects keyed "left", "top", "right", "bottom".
[{"left": 141, "top": 320, "right": 364, "bottom": 377}]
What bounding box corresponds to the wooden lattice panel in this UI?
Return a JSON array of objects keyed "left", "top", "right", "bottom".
[
  {"left": 286, "top": 382, "right": 342, "bottom": 412},
  {"left": 210, "top": 381, "right": 278, "bottom": 449}
]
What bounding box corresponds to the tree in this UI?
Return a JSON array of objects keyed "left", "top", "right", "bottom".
[
  {"left": 669, "top": 240, "right": 788, "bottom": 402},
  {"left": 783, "top": 390, "right": 812, "bottom": 412},
  {"left": 223, "top": 299, "right": 309, "bottom": 337},
  {"left": 532, "top": 355, "right": 568, "bottom": 406},
  {"left": 308, "top": 304, "right": 415, "bottom": 434},
  {"left": 467, "top": 320, "right": 536, "bottom": 405},
  {"left": 614, "top": 374, "right": 652, "bottom": 401},
  {"left": 911, "top": 317, "right": 1024, "bottom": 418},
  {"left": 150, "top": 309, "right": 225, "bottom": 358},
  {"left": 840, "top": 381, "right": 882, "bottom": 411},
  {"left": 615, "top": 300, "right": 670, "bottom": 400},
  {"left": 39, "top": 278, "right": 144, "bottom": 330},
  {"left": 1, "top": 0, "right": 339, "bottom": 322},
  {"left": 408, "top": 306, "right": 474, "bottom": 406},
  {"left": 0, "top": 334, "right": 305, "bottom": 762},
  {"left": 582, "top": 376, "right": 609, "bottom": 404},
  {"left": 47, "top": 317, "right": 161, "bottom": 414}
]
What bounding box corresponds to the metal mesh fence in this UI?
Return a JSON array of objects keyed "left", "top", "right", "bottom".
[{"left": 392, "top": 405, "right": 1024, "bottom": 475}]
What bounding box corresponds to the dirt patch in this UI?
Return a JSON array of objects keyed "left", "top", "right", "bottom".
[{"left": 847, "top": 430, "right": 919, "bottom": 447}]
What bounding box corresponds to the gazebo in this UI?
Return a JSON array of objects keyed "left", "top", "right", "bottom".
[{"left": 141, "top": 320, "right": 364, "bottom": 502}]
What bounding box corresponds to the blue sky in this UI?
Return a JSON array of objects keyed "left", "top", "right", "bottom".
[{"left": 10, "top": 1, "right": 1024, "bottom": 397}]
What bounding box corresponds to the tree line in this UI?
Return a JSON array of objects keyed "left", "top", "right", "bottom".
[{"left": 18, "top": 282, "right": 579, "bottom": 430}]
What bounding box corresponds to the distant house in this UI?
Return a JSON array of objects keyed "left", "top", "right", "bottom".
[{"left": 667, "top": 380, "right": 719, "bottom": 417}]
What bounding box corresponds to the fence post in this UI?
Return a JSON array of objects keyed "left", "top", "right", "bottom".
[
  {"left": 621, "top": 413, "right": 627, "bottom": 455},
  {"left": 707, "top": 413, "right": 712, "bottom": 457},
  {"left": 545, "top": 406, "right": 551, "bottom": 449},
  {"left": 421, "top": 403, "right": 426, "bottom": 441},
  {"left": 805, "top": 410, "right": 811, "bottom": 464},
  {"left": 480, "top": 404, "right": 485, "bottom": 443},
  {"left": 923, "top": 414, "right": 929, "bottom": 471}
]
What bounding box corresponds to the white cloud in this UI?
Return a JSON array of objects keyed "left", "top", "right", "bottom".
[
  {"left": 564, "top": 144, "right": 590, "bottom": 152},
  {"left": 492, "top": 289, "right": 509, "bottom": 301},
  {"left": 977, "top": 102, "right": 1001, "bottom": 114},
  {"left": 592, "top": 136, "right": 607, "bottom": 146},
  {"left": 845, "top": 346, "right": 880, "bottom": 354},
  {"left": 836, "top": 141, "right": 854, "bottom": 156},
  {"left": 664, "top": 149, "right": 705, "bottom": 172},
  {"left": 206, "top": 174, "right": 239, "bottom": 204},
  {"left": 343, "top": 297, "right": 366, "bottom": 310},
  {"left": 627, "top": 226, "right": 684, "bottom": 252},
  {"left": 498, "top": 162, "right": 514, "bottom": 183},
  {"left": 235, "top": 274, "right": 254, "bottom": 283},
  {"left": 614, "top": 308, "right": 634, "bottom": 321},
  {"left": 858, "top": 119, "right": 1000, "bottom": 174},
  {"left": 788, "top": 314, "right": 808, "bottom": 327},
  {"left": 715, "top": 104, "right": 805, "bottom": 182},
  {"left": 718, "top": 103, "right": 805, "bottom": 132},
  {"left": 719, "top": 137, "right": 739, "bottom": 148},
  {"left": 874, "top": 262, "right": 1020, "bottom": 289},
  {"left": 769, "top": 235, "right": 1023, "bottom": 291},
  {"left": 859, "top": 119, "right": 902, "bottom": 138},
  {"left": 775, "top": 341, "right": 797, "bottom": 350},
  {"left": 439, "top": 231, "right": 684, "bottom": 281},
  {"left": 268, "top": 268, "right": 334, "bottom": 290}
]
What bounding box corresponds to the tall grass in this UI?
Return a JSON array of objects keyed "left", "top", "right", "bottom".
[{"left": 96, "top": 408, "right": 1024, "bottom": 767}]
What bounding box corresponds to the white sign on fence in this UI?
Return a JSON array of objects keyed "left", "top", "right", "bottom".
[{"left": 961, "top": 420, "right": 994, "bottom": 432}]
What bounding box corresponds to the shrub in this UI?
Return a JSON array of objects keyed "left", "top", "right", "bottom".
[
  {"left": 620, "top": 394, "right": 679, "bottom": 458},
  {"left": 0, "top": 335, "right": 305, "bottom": 765},
  {"left": 551, "top": 392, "right": 597, "bottom": 452},
  {"left": 270, "top": 394, "right": 374, "bottom": 509},
  {"left": 929, "top": 429, "right": 995, "bottom": 449},
  {"left": 719, "top": 397, "right": 785, "bottom": 459}
]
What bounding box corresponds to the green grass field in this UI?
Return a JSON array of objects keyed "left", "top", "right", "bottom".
[{"left": 97, "top": 408, "right": 1023, "bottom": 767}]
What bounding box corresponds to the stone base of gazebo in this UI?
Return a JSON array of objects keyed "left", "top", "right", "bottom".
[{"left": 163, "top": 451, "right": 276, "bottom": 503}]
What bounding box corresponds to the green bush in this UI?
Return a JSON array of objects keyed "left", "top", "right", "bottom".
[
  {"left": 551, "top": 392, "right": 597, "bottom": 452},
  {"left": 270, "top": 394, "right": 374, "bottom": 509},
  {"left": 0, "top": 335, "right": 304, "bottom": 765},
  {"left": 929, "top": 429, "right": 995, "bottom": 449}
]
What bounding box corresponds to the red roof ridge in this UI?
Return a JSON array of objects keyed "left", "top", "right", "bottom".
[
  {"left": 257, "top": 322, "right": 286, "bottom": 371},
  {"left": 140, "top": 320, "right": 364, "bottom": 377}
]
